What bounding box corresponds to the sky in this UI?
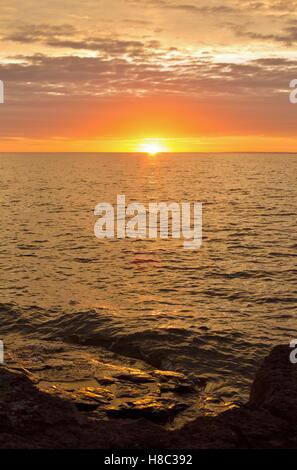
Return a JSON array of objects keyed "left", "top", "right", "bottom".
[{"left": 0, "top": 0, "right": 297, "bottom": 152}]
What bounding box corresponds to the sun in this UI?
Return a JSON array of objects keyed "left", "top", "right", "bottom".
[
  {"left": 137, "top": 139, "right": 168, "bottom": 155},
  {"left": 143, "top": 143, "right": 162, "bottom": 155}
]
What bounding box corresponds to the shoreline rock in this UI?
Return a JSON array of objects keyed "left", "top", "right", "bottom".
[{"left": 0, "top": 344, "right": 296, "bottom": 448}]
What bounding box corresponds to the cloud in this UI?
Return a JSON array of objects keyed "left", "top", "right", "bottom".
[
  {"left": 1, "top": 47, "right": 296, "bottom": 101},
  {"left": 128, "top": 0, "right": 237, "bottom": 14},
  {"left": 157, "top": 2, "right": 236, "bottom": 14},
  {"left": 234, "top": 19, "right": 297, "bottom": 45},
  {"left": 4, "top": 23, "right": 77, "bottom": 44},
  {"left": 0, "top": 1, "right": 297, "bottom": 145},
  {"left": 3, "top": 23, "right": 160, "bottom": 57},
  {"left": 241, "top": 0, "right": 297, "bottom": 13}
]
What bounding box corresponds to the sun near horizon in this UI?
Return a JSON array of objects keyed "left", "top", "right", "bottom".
[{"left": 137, "top": 139, "right": 169, "bottom": 155}]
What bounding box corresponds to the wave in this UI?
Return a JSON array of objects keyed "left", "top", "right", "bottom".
[{"left": 0, "top": 303, "right": 263, "bottom": 393}]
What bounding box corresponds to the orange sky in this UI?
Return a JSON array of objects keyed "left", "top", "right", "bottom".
[{"left": 0, "top": 0, "right": 297, "bottom": 152}]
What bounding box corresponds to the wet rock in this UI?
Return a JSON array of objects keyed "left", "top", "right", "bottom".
[
  {"left": 204, "top": 396, "right": 223, "bottom": 404},
  {"left": 75, "top": 402, "right": 99, "bottom": 412},
  {"left": 154, "top": 370, "right": 196, "bottom": 394},
  {"left": 78, "top": 387, "right": 113, "bottom": 403},
  {"left": 0, "top": 366, "right": 169, "bottom": 448},
  {"left": 113, "top": 371, "right": 154, "bottom": 384},
  {"left": 60, "top": 386, "right": 114, "bottom": 412},
  {"left": 160, "top": 382, "right": 194, "bottom": 394},
  {"left": 153, "top": 370, "right": 188, "bottom": 382},
  {"left": 0, "top": 344, "right": 296, "bottom": 448},
  {"left": 249, "top": 344, "right": 297, "bottom": 424},
  {"left": 169, "top": 345, "right": 297, "bottom": 449},
  {"left": 4, "top": 335, "right": 202, "bottom": 426},
  {"left": 107, "top": 396, "right": 188, "bottom": 424},
  {"left": 95, "top": 376, "right": 115, "bottom": 386},
  {"left": 115, "top": 387, "right": 148, "bottom": 399}
]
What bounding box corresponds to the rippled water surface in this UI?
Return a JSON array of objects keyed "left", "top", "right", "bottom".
[{"left": 1, "top": 153, "right": 297, "bottom": 402}]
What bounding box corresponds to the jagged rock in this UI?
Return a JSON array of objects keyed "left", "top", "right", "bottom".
[{"left": 249, "top": 344, "right": 297, "bottom": 425}]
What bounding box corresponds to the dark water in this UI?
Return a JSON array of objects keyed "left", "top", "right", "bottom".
[{"left": 1, "top": 152, "right": 297, "bottom": 402}]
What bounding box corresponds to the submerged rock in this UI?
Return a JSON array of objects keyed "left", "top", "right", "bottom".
[{"left": 3, "top": 335, "right": 203, "bottom": 426}]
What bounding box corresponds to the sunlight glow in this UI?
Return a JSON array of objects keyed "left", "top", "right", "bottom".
[{"left": 138, "top": 139, "right": 168, "bottom": 155}]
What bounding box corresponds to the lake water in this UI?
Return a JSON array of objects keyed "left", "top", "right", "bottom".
[{"left": 1, "top": 153, "right": 296, "bottom": 403}]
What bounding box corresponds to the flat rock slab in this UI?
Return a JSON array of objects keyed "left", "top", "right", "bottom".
[{"left": 3, "top": 335, "right": 202, "bottom": 427}]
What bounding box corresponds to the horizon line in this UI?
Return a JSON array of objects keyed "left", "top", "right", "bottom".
[{"left": 0, "top": 151, "right": 297, "bottom": 155}]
